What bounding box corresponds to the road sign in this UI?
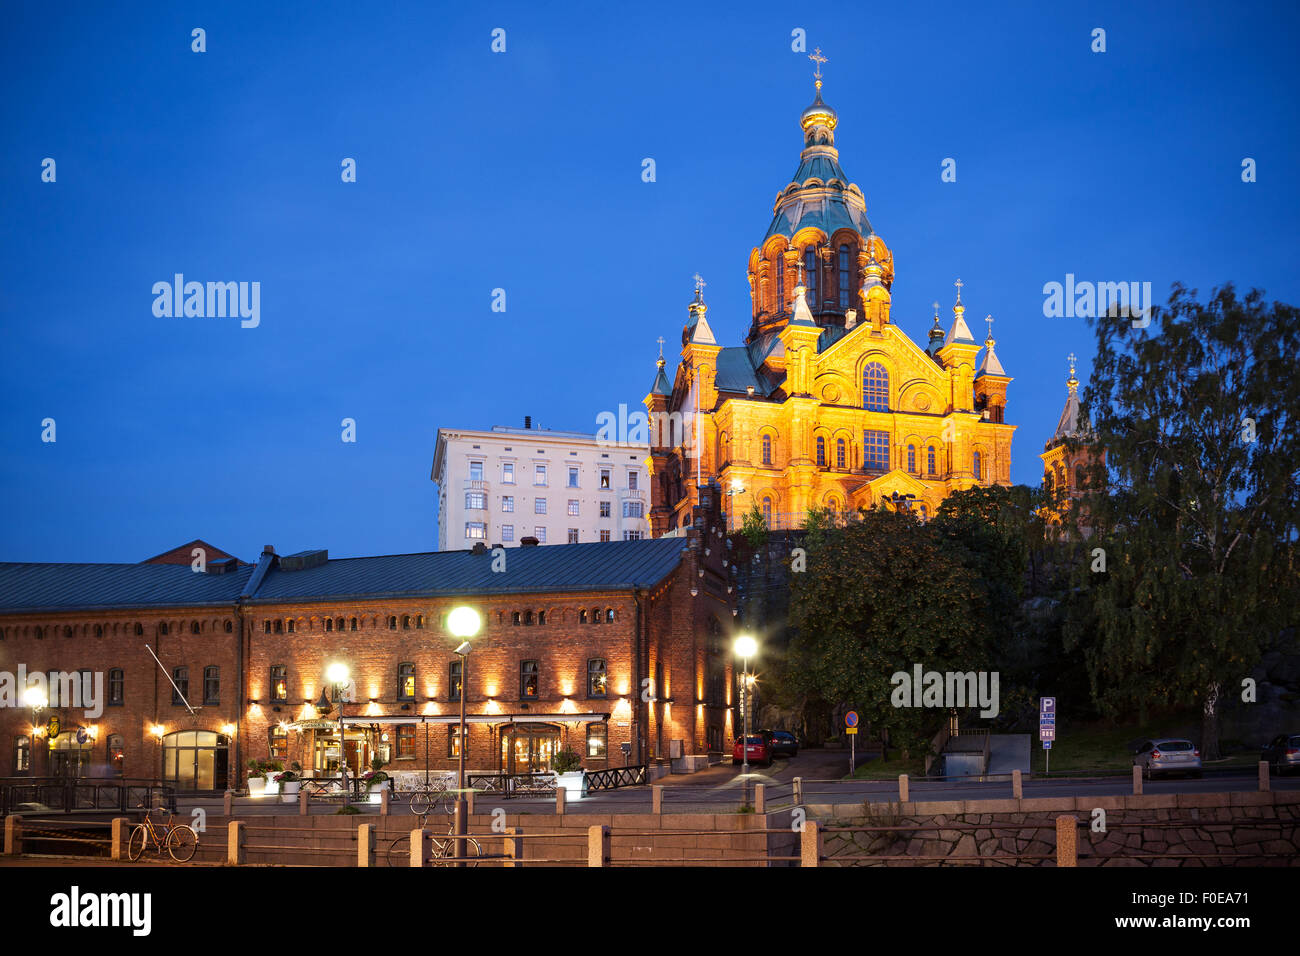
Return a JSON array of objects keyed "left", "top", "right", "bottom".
[
  {"left": 845, "top": 711, "right": 859, "bottom": 728},
  {"left": 1040, "top": 697, "right": 1055, "bottom": 715},
  {"left": 1043, "top": 741, "right": 1052, "bottom": 750},
  {"left": 846, "top": 727, "right": 858, "bottom": 735},
  {"left": 1040, "top": 726, "right": 1055, "bottom": 741}
]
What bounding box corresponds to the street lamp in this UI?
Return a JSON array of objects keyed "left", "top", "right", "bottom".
[
  {"left": 733, "top": 635, "right": 757, "bottom": 799},
  {"left": 447, "top": 606, "right": 481, "bottom": 866},
  {"left": 326, "top": 662, "right": 350, "bottom": 801},
  {"left": 726, "top": 479, "right": 746, "bottom": 531},
  {"left": 24, "top": 686, "right": 47, "bottom": 777}
]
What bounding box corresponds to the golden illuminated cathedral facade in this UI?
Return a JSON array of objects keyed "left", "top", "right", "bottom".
[{"left": 645, "top": 60, "right": 1016, "bottom": 535}]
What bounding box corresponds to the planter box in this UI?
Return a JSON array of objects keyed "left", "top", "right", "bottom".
[
  {"left": 248, "top": 777, "right": 266, "bottom": 796},
  {"left": 280, "top": 781, "right": 301, "bottom": 804},
  {"left": 366, "top": 780, "right": 392, "bottom": 805},
  {"left": 555, "top": 771, "right": 585, "bottom": 798}
]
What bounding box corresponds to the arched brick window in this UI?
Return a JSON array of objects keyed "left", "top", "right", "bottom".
[{"left": 862, "top": 362, "right": 889, "bottom": 411}]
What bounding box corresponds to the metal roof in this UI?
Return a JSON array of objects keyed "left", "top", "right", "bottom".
[{"left": 0, "top": 538, "right": 690, "bottom": 615}]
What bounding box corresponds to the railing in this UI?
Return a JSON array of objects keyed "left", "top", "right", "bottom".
[
  {"left": 585, "top": 765, "right": 647, "bottom": 792},
  {"left": 0, "top": 777, "right": 176, "bottom": 816}
]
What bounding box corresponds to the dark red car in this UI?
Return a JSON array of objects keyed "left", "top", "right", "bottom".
[{"left": 732, "top": 733, "right": 772, "bottom": 767}]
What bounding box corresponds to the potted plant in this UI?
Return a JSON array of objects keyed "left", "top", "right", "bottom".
[
  {"left": 277, "top": 762, "right": 302, "bottom": 803},
  {"left": 247, "top": 759, "right": 267, "bottom": 796},
  {"left": 550, "top": 747, "right": 585, "bottom": 798},
  {"left": 364, "top": 757, "right": 391, "bottom": 804},
  {"left": 262, "top": 760, "right": 285, "bottom": 796}
]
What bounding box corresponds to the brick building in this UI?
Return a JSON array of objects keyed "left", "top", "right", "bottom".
[{"left": 0, "top": 490, "right": 734, "bottom": 791}]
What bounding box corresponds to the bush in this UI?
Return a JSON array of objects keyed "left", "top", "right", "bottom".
[{"left": 550, "top": 747, "right": 583, "bottom": 774}]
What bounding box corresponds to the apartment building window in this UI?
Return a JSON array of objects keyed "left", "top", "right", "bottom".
[
  {"left": 864, "top": 430, "right": 890, "bottom": 472},
  {"left": 269, "top": 727, "right": 288, "bottom": 760},
  {"left": 519, "top": 660, "right": 539, "bottom": 699},
  {"left": 587, "top": 723, "right": 608, "bottom": 758},
  {"left": 568, "top": 528, "right": 579, "bottom": 543},
  {"left": 587, "top": 659, "right": 608, "bottom": 698},
  {"left": 599, "top": 530, "right": 611, "bottom": 542},
  {"left": 534, "top": 464, "right": 547, "bottom": 486},
  {"left": 623, "top": 501, "right": 643, "bottom": 518},
  {"left": 600, "top": 468, "right": 611, "bottom": 489},
  {"left": 172, "top": 667, "right": 189, "bottom": 705},
  {"left": 567, "top": 499, "right": 580, "bottom": 516},
  {"left": 568, "top": 466, "right": 579, "bottom": 488},
  {"left": 465, "top": 522, "right": 486, "bottom": 539},
  {"left": 627, "top": 470, "right": 638, "bottom": 490},
  {"left": 469, "top": 461, "right": 484, "bottom": 481},
  {"left": 108, "top": 735, "right": 125, "bottom": 776},
  {"left": 465, "top": 491, "right": 486, "bottom": 510},
  {"left": 449, "top": 661, "right": 462, "bottom": 701},
  {"left": 502, "top": 461, "right": 515, "bottom": 483},
  {"left": 270, "top": 665, "right": 287, "bottom": 702},
  {"left": 501, "top": 524, "right": 514, "bottom": 541},
  {"left": 535, "top": 527, "right": 547, "bottom": 542},
  {"left": 395, "top": 725, "right": 415, "bottom": 758},
  {"left": 108, "top": 668, "right": 124, "bottom": 705},
  {"left": 398, "top": 662, "right": 416, "bottom": 701},
  {"left": 623, "top": 531, "right": 644, "bottom": 540},
  {"left": 448, "top": 727, "right": 467, "bottom": 758},
  {"left": 599, "top": 501, "right": 611, "bottom": 517},
  {"left": 203, "top": 666, "right": 220, "bottom": 705},
  {"left": 535, "top": 498, "right": 547, "bottom": 515},
  {"left": 502, "top": 495, "right": 514, "bottom": 512}
]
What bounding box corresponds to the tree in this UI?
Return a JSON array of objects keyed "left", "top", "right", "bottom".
[{"left": 1070, "top": 283, "right": 1300, "bottom": 759}]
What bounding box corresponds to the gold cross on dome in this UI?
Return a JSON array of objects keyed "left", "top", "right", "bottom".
[
  {"left": 809, "top": 47, "right": 828, "bottom": 83},
  {"left": 656, "top": 336, "right": 665, "bottom": 360},
  {"left": 985, "top": 314, "right": 994, "bottom": 336},
  {"left": 692, "top": 273, "right": 706, "bottom": 297},
  {"left": 932, "top": 301, "right": 940, "bottom": 318},
  {"left": 954, "top": 277, "right": 963, "bottom": 303}
]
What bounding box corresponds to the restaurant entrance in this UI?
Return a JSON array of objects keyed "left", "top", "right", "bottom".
[
  {"left": 314, "top": 731, "right": 368, "bottom": 776},
  {"left": 499, "top": 723, "right": 562, "bottom": 774}
]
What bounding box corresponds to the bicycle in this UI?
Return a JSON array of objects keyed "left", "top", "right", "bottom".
[
  {"left": 385, "top": 825, "right": 482, "bottom": 867},
  {"left": 407, "top": 780, "right": 455, "bottom": 817},
  {"left": 127, "top": 805, "right": 199, "bottom": 863}
]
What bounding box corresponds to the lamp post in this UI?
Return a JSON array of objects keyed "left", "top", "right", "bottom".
[
  {"left": 24, "top": 686, "right": 47, "bottom": 777},
  {"left": 733, "top": 634, "right": 757, "bottom": 805},
  {"left": 726, "top": 479, "right": 746, "bottom": 531},
  {"left": 447, "top": 606, "right": 481, "bottom": 867},
  {"left": 326, "top": 662, "right": 350, "bottom": 802}
]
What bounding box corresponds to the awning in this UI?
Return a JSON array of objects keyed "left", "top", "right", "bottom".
[{"left": 325, "top": 713, "right": 611, "bottom": 727}]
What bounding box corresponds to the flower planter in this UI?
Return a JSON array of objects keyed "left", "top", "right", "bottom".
[
  {"left": 555, "top": 770, "right": 585, "bottom": 799},
  {"left": 248, "top": 776, "right": 266, "bottom": 796},
  {"left": 280, "top": 781, "right": 301, "bottom": 804},
  {"left": 263, "top": 777, "right": 281, "bottom": 796},
  {"left": 366, "top": 780, "right": 391, "bottom": 805}
]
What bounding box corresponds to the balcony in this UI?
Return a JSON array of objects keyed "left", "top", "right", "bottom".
[{"left": 463, "top": 479, "right": 489, "bottom": 491}]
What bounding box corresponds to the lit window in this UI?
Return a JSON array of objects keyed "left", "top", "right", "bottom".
[
  {"left": 397, "top": 726, "right": 416, "bottom": 758},
  {"left": 587, "top": 659, "right": 608, "bottom": 698},
  {"left": 534, "top": 465, "right": 547, "bottom": 486},
  {"left": 465, "top": 522, "right": 486, "bottom": 539},
  {"left": 599, "top": 530, "right": 611, "bottom": 542},
  {"left": 600, "top": 501, "right": 611, "bottom": 517},
  {"left": 623, "top": 530, "right": 644, "bottom": 540},
  {"left": 587, "top": 723, "right": 608, "bottom": 758},
  {"left": 502, "top": 462, "right": 515, "bottom": 484},
  {"left": 448, "top": 661, "right": 462, "bottom": 701},
  {"left": 520, "top": 660, "right": 539, "bottom": 699},
  {"left": 502, "top": 495, "right": 513, "bottom": 512},
  {"left": 398, "top": 662, "right": 415, "bottom": 701},
  {"left": 863, "top": 362, "right": 889, "bottom": 411},
  {"left": 447, "top": 726, "right": 467, "bottom": 758},
  {"left": 568, "top": 528, "right": 579, "bottom": 543},
  {"left": 568, "top": 499, "right": 579, "bottom": 516}
]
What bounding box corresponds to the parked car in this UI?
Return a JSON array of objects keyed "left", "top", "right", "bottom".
[
  {"left": 1260, "top": 733, "right": 1300, "bottom": 776},
  {"left": 732, "top": 733, "right": 772, "bottom": 767},
  {"left": 765, "top": 729, "right": 799, "bottom": 759},
  {"left": 1131, "top": 738, "right": 1202, "bottom": 778}
]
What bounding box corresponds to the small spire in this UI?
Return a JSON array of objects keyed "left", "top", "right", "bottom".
[
  {"left": 692, "top": 272, "right": 706, "bottom": 304},
  {"left": 809, "top": 47, "right": 828, "bottom": 93},
  {"left": 954, "top": 277, "right": 964, "bottom": 307},
  {"left": 985, "top": 314, "right": 995, "bottom": 344},
  {"left": 932, "top": 301, "right": 941, "bottom": 321},
  {"left": 1067, "top": 352, "right": 1079, "bottom": 391},
  {"left": 656, "top": 335, "right": 666, "bottom": 368}
]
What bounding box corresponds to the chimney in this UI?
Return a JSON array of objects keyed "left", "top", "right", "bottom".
[
  {"left": 262, "top": 545, "right": 276, "bottom": 556},
  {"left": 470, "top": 542, "right": 488, "bottom": 555},
  {"left": 524, "top": 415, "right": 532, "bottom": 429},
  {"left": 520, "top": 536, "right": 540, "bottom": 547}
]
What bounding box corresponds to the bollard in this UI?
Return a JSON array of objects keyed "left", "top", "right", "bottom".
[
  {"left": 223, "top": 790, "right": 234, "bottom": 816},
  {"left": 1132, "top": 764, "right": 1143, "bottom": 796},
  {"left": 755, "top": 783, "right": 766, "bottom": 814},
  {"left": 503, "top": 827, "right": 523, "bottom": 867},
  {"left": 4, "top": 815, "right": 22, "bottom": 856},
  {"left": 466, "top": 788, "right": 475, "bottom": 816},
  {"left": 652, "top": 785, "right": 663, "bottom": 815},
  {"left": 1012, "top": 769, "right": 1023, "bottom": 800},
  {"left": 1259, "top": 760, "right": 1270, "bottom": 793},
  {"left": 380, "top": 787, "right": 390, "bottom": 816},
  {"left": 299, "top": 787, "right": 309, "bottom": 815},
  {"left": 899, "top": 774, "right": 909, "bottom": 803},
  {"left": 587, "top": 824, "right": 610, "bottom": 867},
  {"left": 409, "top": 828, "right": 427, "bottom": 868},
  {"left": 227, "top": 820, "right": 245, "bottom": 865},
  {"left": 793, "top": 776, "right": 803, "bottom": 806},
  {"left": 111, "top": 817, "right": 129, "bottom": 861},
  {"left": 1055, "top": 815, "right": 1077, "bottom": 867},
  {"left": 357, "top": 824, "right": 374, "bottom": 867},
  {"left": 556, "top": 786, "right": 567, "bottom": 816},
  {"left": 800, "top": 820, "right": 821, "bottom": 867}
]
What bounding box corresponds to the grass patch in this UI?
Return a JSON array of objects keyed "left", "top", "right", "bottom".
[
  {"left": 1029, "top": 716, "right": 1261, "bottom": 773},
  {"left": 845, "top": 754, "right": 927, "bottom": 780}
]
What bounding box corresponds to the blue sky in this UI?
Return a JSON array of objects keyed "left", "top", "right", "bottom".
[{"left": 2, "top": 1, "right": 1297, "bottom": 562}]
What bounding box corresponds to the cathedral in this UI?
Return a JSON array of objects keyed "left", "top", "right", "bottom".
[{"left": 645, "top": 60, "right": 1015, "bottom": 535}]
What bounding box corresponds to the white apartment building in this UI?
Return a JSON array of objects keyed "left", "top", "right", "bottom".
[{"left": 431, "top": 422, "right": 651, "bottom": 550}]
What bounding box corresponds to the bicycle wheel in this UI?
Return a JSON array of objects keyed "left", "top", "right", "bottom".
[
  {"left": 127, "top": 825, "right": 147, "bottom": 862},
  {"left": 439, "top": 790, "right": 457, "bottom": 815},
  {"left": 409, "top": 789, "right": 431, "bottom": 816},
  {"left": 386, "top": 837, "right": 409, "bottom": 867},
  {"left": 166, "top": 825, "right": 199, "bottom": 862}
]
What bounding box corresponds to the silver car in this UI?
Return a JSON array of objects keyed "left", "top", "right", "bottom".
[
  {"left": 1260, "top": 734, "right": 1300, "bottom": 776},
  {"left": 1132, "top": 738, "right": 1202, "bottom": 778}
]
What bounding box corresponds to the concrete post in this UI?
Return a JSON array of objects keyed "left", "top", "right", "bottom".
[
  {"left": 587, "top": 824, "right": 610, "bottom": 867},
  {"left": 652, "top": 785, "right": 663, "bottom": 815},
  {"left": 503, "top": 827, "right": 523, "bottom": 867},
  {"left": 227, "top": 821, "right": 245, "bottom": 865},
  {"left": 466, "top": 788, "right": 475, "bottom": 816},
  {"left": 223, "top": 790, "right": 234, "bottom": 816},
  {"left": 380, "top": 787, "right": 390, "bottom": 815},
  {"left": 409, "top": 829, "right": 426, "bottom": 868},
  {"left": 754, "top": 783, "right": 766, "bottom": 815},
  {"left": 800, "top": 820, "right": 821, "bottom": 867},
  {"left": 1259, "top": 760, "right": 1270, "bottom": 793},
  {"left": 1132, "top": 765, "right": 1143, "bottom": 796},
  {"left": 357, "top": 824, "right": 373, "bottom": 867},
  {"left": 1055, "top": 815, "right": 1077, "bottom": 867},
  {"left": 299, "top": 788, "right": 309, "bottom": 815},
  {"left": 556, "top": 786, "right": 567, "bottom": 816},
  {"left": 1012, "top": 769, "right": 1023, "bottom": 800},
  {"left": 899, "top": 774, "right": 909, "bottom": 803},
  {"left": 111, "top": 817, "right": 129, "bottom": 861},
  {"left": 793, "top": 776, "right": 803, "bottom": 806},
  {"left": 4, "top": 815, "right": 21, "bottom": 856}
]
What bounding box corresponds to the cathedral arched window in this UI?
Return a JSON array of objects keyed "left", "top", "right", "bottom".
[
  {"left": 862, "top": 362, "right": 889, "bottom": 411},
  {"left": 973, "top": 451, "right": 982, "bottom": 481},
  {"left": 838, "top": 244, "right": 851, "bottom": 309},
  {"left": 776, "top": 256, "right": 785, "bottom": 307},
  {"left": 762, "top": 497, "right": 772, "bottom": 525},
  {"left": 1075, "top": 465, "right": 1085, "bottom": 490},
  {"left": 816, "top": 436, "right": 826, "bottom": 467},
  {"left": 927, "top": 446, "right": 937, "bottom": 476},
  {"left": 761, "top": 434, "right": 772, "bottom": 466},
  {"left": 836, "top": 438, "right": 846, "bottom": 469},
  {"left": 907, "top": 444, "right": 916, "bottom": 473},
  {"left": 804, "top": 247, "right": 817, "bottom": 303}
]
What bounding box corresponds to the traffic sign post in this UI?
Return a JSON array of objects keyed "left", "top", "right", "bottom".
[
  {"left": 845, "top": 712, "right": 859, "bottom": 775},
  {"left": 1039, "top": 698, "right": 1056, "bottom": 774}
]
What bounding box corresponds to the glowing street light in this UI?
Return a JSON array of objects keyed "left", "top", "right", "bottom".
[
  {"left": 733, "top": 635, "right": 758, "bottom": 785},
  {"left": 447, "top": 606, "right": 480, "bottom": 867},
  {"left": 326, "top": 662, "right": 351, "bottom": 800}
]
